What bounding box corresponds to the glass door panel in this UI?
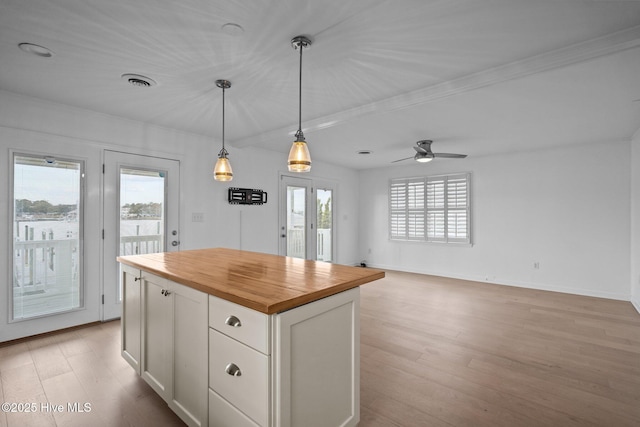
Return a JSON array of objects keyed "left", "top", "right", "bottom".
[
  {"left": 12, "top": 154, "right": 84, "bottom": 320},
  {"left": 280, "top": 175, "right": 335, "bottom": 262},
  {"left": 316, "top": 188, "right": 332, "bottom": 262},
  {"left": 286, "top": 185, "right": 307, "bottom": 259},
  {"left": 119, "top": 168, "right": 166, "bottom": 257}
]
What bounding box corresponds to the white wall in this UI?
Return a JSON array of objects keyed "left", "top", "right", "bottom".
[
  {"left": 358, "top": 140, "right": 632, "bottom": 300},
  {"left": 1, "top": 87, "right": 636, "bottom": 339},
  {"left": 631, "top": 130, "right": 640, "bottom": 312},
  {"left": 0, "top": 90, "right": 360, "bottom": 340},
  {"left": 0, "top": 90, "right": 360, "bottom": 262},
  {"left": 188, "top": 136, "right": 361, "bottom": 265}
]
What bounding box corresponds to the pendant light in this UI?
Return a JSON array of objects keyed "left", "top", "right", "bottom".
[
  {"left": 287, "top": 35, "right": 312, "bottom": 173},
  {"left": 214, "top": 79, "right": 233, "bottom": 181}
]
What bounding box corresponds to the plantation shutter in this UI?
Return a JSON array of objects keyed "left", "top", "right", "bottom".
[
  {"left": 446, "top": 175, "right": 469, "bottom": 243},
  {"left": 426, "top": 178, "right": 445, "bottom": 242},
  {"left": 390, "top": 173, "right": 470, "bottom": 244},
  {"left": 389, "top": 180, "right": 407, "bottom": 238},
  {"left": 406, "top": 180, "right": 425, "bottom": 239},
  {"left": 390, "top": 178, "right": 425, "bottom": 240}
]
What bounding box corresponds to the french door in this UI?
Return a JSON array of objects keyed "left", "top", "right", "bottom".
[
  {"left": 1, "top": 150, "right": 105, "bottom": 342},
  {"left": 11, "top": 153, "right": 85, "bottom": 321},
  {"left": 279, "top": 175, "right": 335, "bottom": 261},
  {"left": 102, "top": 151, "right": 180, "bottom": 320}
]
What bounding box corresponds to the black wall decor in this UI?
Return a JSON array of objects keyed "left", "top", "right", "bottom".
[{"left": 228, "top": 187, "right": 267, "bottom": 205}]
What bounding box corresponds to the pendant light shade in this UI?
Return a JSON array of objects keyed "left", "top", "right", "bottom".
[
  {"left": 288, "top": 132, "right": 311, "bottom": 172},
  {"left": 287, "top": 35, "right": 312, "bottom": 173},
  {"left": 214, "top": 155, "right": 233, "bottom": 179},
  {"left": 214, "top": 79, "right": 233, "bottom": 181}
]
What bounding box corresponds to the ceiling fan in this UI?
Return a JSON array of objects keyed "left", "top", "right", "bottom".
[{"left": 392, "top": 140, "right": 467, "bottom": 163}]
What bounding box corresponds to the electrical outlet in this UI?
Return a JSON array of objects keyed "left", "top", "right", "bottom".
[
  {"left": 534, "top": 262, "right": 540, "bottom": 269},
  {"left": 191, "top": 212, "right": 204, "bottom": 222}
]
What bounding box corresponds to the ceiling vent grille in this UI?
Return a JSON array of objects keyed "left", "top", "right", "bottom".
[{"left": 121, "top": 74, "right": 156, "bottom": 87}]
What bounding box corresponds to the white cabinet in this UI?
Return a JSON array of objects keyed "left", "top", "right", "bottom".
[
  {"left": 208, "top": 287, "right": 360, "bottom": 427},
  {"left": 140, "top": 271, "right": 208, "bottom": 427},
  {"left": 273, "top": 287, "right": 360, "bottom": 427},
  {"left": 121, "top": 264, "right": 141, "bottom": 374},
  {"left": 121, "top": 264, "right": 362, "bottom": 427}
]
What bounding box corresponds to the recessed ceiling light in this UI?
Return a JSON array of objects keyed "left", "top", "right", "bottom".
[
  {"left": 18, "top": 42, "right": 53, "bottom": 58},
  {"left": 221, "top": 23, "right": 244, "bottom": 36},
  {"left": 357, "top": 150, "right": 373, "bottom": 155},
  {"left": 121, "top": 73, "right": 157, "bottom": 87}
]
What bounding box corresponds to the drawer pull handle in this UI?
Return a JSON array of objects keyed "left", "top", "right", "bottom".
[
  {"left": 225, "top": 363, "right": 242, "bottom": 377},
  {"left": 225, "top": 315, "right": 242, "bottom": 327}
]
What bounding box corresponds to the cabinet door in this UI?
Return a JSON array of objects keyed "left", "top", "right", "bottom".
[
  {"left": 273, "top": 287, "right": 360, "bottom": 427},
  {"left": 121, "top": 264, "right": 141, "bottom": 374},
  {"left": 170, "top": 281, "right": 208, "bottom": 427},
  {"left": 141, "top": 273, "right": 172, "bottom": 399}
]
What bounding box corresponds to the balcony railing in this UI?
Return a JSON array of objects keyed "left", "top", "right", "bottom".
[
  {"left": 120, "top": 234, "right": 163, "bottom": 256},
  {"left": 287, "top": 228, "right": 332, "bottom": 261},
  {"left": 13, "top": 239, "right": 79, "bottom": 294}
]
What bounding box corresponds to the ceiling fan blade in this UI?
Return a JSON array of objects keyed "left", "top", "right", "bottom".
[
  {"left": 413, "top": 146, "right": 428, "bottom": 154},
  {"left": 433, "top": 153, "right": 467, "bottom": 158},
  {"left": 391, "top": 156, "right": 414, "bottom": 163}
]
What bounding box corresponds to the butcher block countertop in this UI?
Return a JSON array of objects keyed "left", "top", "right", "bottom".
[{"left": 117, "top": 247, "right": 385, "bottom": 314}]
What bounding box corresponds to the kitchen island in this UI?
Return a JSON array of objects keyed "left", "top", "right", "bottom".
[{"left": 117, "top": 248, "right": 384, "bottom": 427}]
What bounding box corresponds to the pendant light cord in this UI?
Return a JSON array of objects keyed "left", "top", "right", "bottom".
[
  {"left": 298, "top": 41, "right": 303, "bottom": 134},
  {"left": 222, "top": 84, "right": 226, "bottom": 152},
  {"left": 290, "top": 36, "right": 311, "bottom": 144}
]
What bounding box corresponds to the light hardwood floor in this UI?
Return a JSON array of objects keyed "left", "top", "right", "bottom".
[
  {"left": 360, "top": 271, "right": 640, "bottom": 427},
  {"left": 1, "top": 270, "right": 639, "bottom": 426}
]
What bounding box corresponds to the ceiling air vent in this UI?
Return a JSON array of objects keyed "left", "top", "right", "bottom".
[{"left": 121, "top": 74, "right": 157, "bottom": 87}]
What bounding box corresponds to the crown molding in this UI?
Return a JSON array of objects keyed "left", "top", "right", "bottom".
[{"left": 233, "top": 24, "right": 640, "bottom": 149}]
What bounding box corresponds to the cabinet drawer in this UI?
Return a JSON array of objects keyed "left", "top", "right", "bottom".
[
  {"left": 141, "top": 270, "right": 168, "bottom": 288},
  {"left": 209, "top": 389, "right": 260, "bottom": 427},
  {"left": 209, "top": 295, "right": 270, "bottom": 354},
  {"left": 209, "top": 329, "right": 269, "bottom": 426}
]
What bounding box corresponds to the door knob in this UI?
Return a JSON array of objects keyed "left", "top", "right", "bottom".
[{"left": 172, "top": 240, "right": 180, "bottom": 246}]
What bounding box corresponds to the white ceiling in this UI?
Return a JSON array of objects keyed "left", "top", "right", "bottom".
[{"left": 1, "top": 0, "right": 639, "bottom": 169}]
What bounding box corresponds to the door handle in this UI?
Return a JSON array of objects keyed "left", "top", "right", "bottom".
[
  {"left": 172, "top": 240, "right": 180, "bottom": 246},
  {"left": 225, "top": 315, "right": 242, "bottom": 327},
  {"left": 225, "top": 363, "right": 242, "bottom": 377}
]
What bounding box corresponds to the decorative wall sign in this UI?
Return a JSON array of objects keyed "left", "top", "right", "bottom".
[{"left": 228, "top": 187, "right": 267, "bottom": 205}]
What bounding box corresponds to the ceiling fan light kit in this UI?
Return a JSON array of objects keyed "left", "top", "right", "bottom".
[
  {"left": 214, "top": 79, "right": 233, "bottom": 182},
  {"left": 287, "top": 35, "right": 312, "bottom": 173},
  {"left": 415, "top": 155, "right": 433, "bottom": 163}
]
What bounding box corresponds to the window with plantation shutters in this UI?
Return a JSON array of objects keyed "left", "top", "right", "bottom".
[{"left": 390, "top": 173, "right": 471, "bottom": 244}]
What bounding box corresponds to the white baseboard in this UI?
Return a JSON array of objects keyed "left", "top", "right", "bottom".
[{"left": 367, "top": 262, "right": 631, "bottom": 302}]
